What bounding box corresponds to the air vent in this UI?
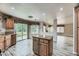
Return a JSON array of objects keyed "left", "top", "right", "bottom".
[{"left": 28, "top": 16, "right": 33, "bottom": 18}]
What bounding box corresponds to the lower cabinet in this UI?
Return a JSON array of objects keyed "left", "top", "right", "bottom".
[
  {"left": 0, "top": 36, "right": 5, "bottom": 52},
  {"left": 39, "top": 42, "right": 48, "bottom": 56},
  {"left": 5, "top": 35, "right": 11, "bottom": 49},
  {"left": 33, "top": 36, "right": 53, "bottom": 56},
  {"left": 0, "top": 34, "right": 16, "bottom": 52},
  {"left": 77, "top": 29, "right": 79, "bottom": 55},
  {"left": 11, "top": 34, "right": 16, "bottom": 46},
  {"left": 33, "top": 37, "right": 39, "bottom": 55}
]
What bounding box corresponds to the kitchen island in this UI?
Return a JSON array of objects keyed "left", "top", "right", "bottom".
[{"left": 33, "top": 35, "right": 53, "bottom": 56}]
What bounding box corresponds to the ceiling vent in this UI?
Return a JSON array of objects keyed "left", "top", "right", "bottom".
[{"left": 28, "top": 16, "right": 33, "bottom": 18}]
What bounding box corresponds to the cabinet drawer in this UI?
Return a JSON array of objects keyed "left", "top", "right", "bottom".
[
  {"left": 43, "top": 40, "right": 48, "bottom": 43},
  {"left": 0, "top": 39, "right": 4, "bottom": 42},
  {"left": 0, "top": 36, "right": 4, "bottom": 39},
  {"left": 0, "top": 37, "right": 4, "bottom": 39},
  {"left": 40, "top": 39, "right": 44, "bottom": 42},
  {"left": 40, "top": 39, "right": 48, "bottom": 43},
  {"left": 0, "top": 43, "right": 4, "bottom": 45},
  {"left": 0, "top": 39, "right": 4, "bottom": 43},
  {"left": 5, "top": 35, "right": 11, "bottom": 39}
]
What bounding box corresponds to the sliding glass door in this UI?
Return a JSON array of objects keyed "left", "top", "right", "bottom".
[
  {"left": 15, "top": 23, "right": 27, "bottom": 41},
  {"left": 22, "top": 24, "right": 27, "bottom": 39}
]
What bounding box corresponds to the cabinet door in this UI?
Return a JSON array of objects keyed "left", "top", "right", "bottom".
[
  {"left": 5, "top": 18, "right": 14, "bottom": 29},
  {"left": 39, "top": 42, "right": 48, "bottom": 56},
  {"left": 77, "top": 11, "right": 79, "bottom": 27},
  {"left": 11, "top": 34, "right": 16, "bottom": 45},
  {"left": 0, "top": 37, "right": 4, "bottom": 51},
  {"left": 77, "top": 29, "right": 79, "bottom": 55},
  {"left": 33, "top": 37, "right": 39, "bottom": 54},
  {"left": 5, "top": 35, "right": 11, "bottom": 49}
]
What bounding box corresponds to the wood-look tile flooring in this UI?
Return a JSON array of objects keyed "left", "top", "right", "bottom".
[{"left": 1, "top": 36, "right": 76, "bottom": 56}]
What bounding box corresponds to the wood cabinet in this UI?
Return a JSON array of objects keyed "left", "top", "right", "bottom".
[
  {"left": 77, "top": 28, "right": 79, "bottom": 55},
  {"left": 33, "top": 35, "right": 53, "bottom": 56},
  {"left": 0, "top": 36, "right": 5, "bottom": 52},
  {"left": 11, "top": 34, "right": 16, "bottom": 46},
  {"left": 5, "top": 35, "right": 11, "bottom": 49},
  {"left": 39, "top": 42, "right": 48, "bottom": 56},
  {"left": 33, "top": 37, "right": 39, "bottom": 55},
  {"left": 0, "top": 14, "right": 15, "bottom": 52},
  {"left": 75, "top": 6, "right": 79, "bottom": 55},
  {"left": 77, "top": 11, "right": 79, "bottom": 27},
  {"left": 0, "top": 34, "right": 16, "bottom": 52},
  {"left": 5, "top": 18, "right": 14, "bottom": 29}
]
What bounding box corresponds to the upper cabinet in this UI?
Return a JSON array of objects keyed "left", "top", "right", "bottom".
[
  {"left": 75, "top": 6, "right": 79, "bottom": 56},
  {"left": 75, "top": 7, "right": 79, "bottom": 27},
  {"left": 0, "top": 13, "right": 15, "bottom": 34},
  {"left": 2, "top": 15, "right": 14, "bottom": 30},
  {"left": 5, "top": 17, "right": 14, "bottom": 29}
]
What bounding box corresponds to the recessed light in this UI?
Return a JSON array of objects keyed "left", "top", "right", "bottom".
[
  {"left": 36, "top": 17, "right": 40, "bottom": 20},
  {"left": 42, "top": 13, "right": 46, "bottom": 16},
  {"left": 11, "top": 7, "right": 15, "bottom": 10},
  {"left": 60, "top": 8, "right": 63, "bottom": 11}
]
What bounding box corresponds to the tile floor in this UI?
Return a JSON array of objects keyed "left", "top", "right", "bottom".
[{"left": 1, "top": 36, "right": 75, "bottom": 56}]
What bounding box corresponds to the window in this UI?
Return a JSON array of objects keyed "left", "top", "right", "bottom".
[
  {"left": 57, "top": 25, "right": 64, "bottom": 33},
  {"left": 31, "top": 25, "right": 39, "bottom": 34}
]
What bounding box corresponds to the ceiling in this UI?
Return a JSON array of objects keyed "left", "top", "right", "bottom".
[{"left": 0, "top": 3, "right": 76, "bottom": 25}]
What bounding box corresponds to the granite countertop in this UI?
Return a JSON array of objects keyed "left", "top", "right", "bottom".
[
  {"left": 57, "top": 33, "right": 73, "bottom": 37},
  {"left": 0, "top": 33, "right": 5, "bottom": 35},
  {"left": 33, "top": 35, "right": 53, "bottom": 40},
  {"left": 0, "top": 33, "right": 16, "bottom": 36}
]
